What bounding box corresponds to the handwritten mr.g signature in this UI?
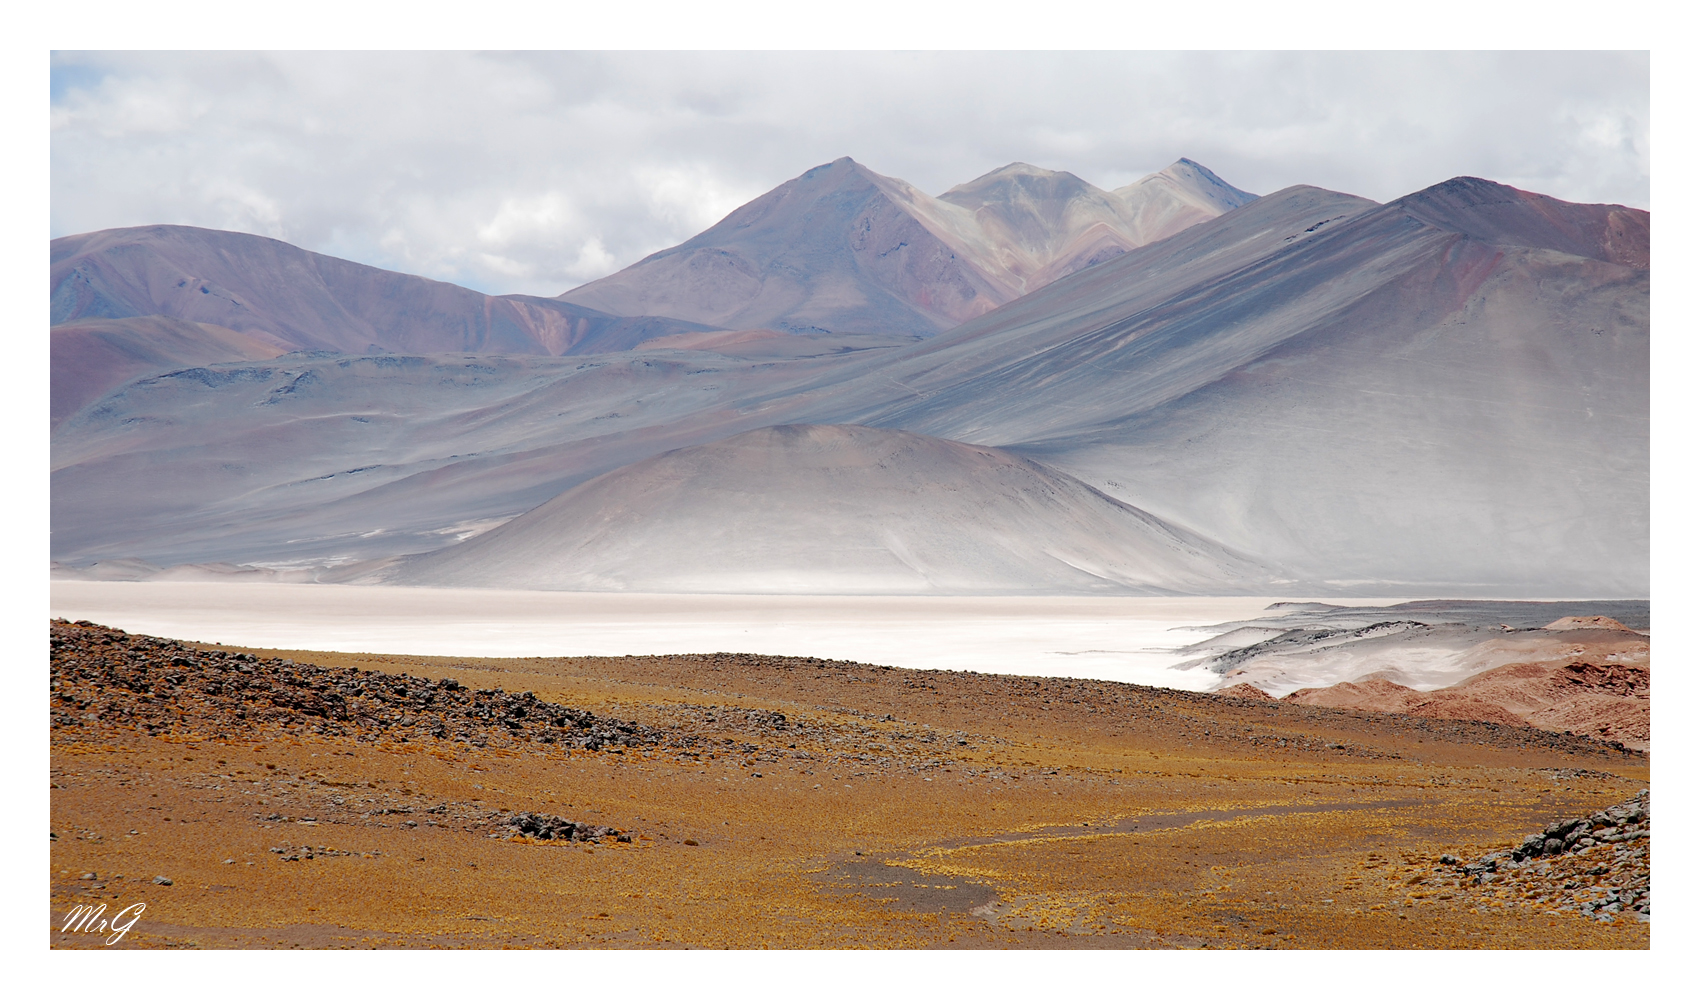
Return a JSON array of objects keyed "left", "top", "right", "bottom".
[{"left": 60, "top": 902, "right": 145, "bottom": 946}]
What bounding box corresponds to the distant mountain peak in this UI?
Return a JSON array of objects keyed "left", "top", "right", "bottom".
[
  {"left": 1120, "top": 159, "right": 1258, "bottom": 214},
  {"left": 939, "top": 162, "right": 1095, "bottom": 204},
  {"left": 1388, "top": 175, "right": 1649, "bottom": 268},
  {"left": 802, "top": 155, "right": 863, "bottom": 177},
  {"left": 948, "top": 161, "right": 1080, "bottom": 184},
  {"left": 560, "top": 157, "right": 1261, "bottom": 336}
]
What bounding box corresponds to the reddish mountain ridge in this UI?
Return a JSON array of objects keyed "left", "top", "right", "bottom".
[
  {"left": 1389, "top": 176, "right": 1649, "bottom": 269},
  {"left": 1277, "top": 620, "right": 1649, "bottom": 749}
]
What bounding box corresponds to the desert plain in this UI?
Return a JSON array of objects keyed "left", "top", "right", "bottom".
[{"left": 50, "top": 614, "right": 1649, "bottom": 949}]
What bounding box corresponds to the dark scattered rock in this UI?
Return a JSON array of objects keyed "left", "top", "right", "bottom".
[
  {"left": 152, "top": 875, "right": 172, "bottom": 885},
  {"left": 502, "top": 811, "right": 622, "bottom": 843},
  {"left": 1508, "top": 789, "right": 1650, "bottom": 863},
  {"left": 49, "top": 620, "right": 661, "bottom": 752}
]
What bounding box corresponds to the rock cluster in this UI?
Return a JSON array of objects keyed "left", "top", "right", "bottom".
[
  {"left": 267, "top": 843, "right": 362, "bottom": 862},
  {"left": 1507, "top": 789, "right": 1649, "bottom": 862},
  {"left": 1422, "top": 790, "right": 1650, "bottom": 922},
  {"left": 502, "top": 812, "right": 630, "bottom": 843},
  {"left": 50, "top": 619, "right": 659, "bottom": 750}
]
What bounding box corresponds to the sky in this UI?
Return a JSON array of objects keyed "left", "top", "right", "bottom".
[{"left": 50, "top": 50, "right": 1649, "bottom": 297}]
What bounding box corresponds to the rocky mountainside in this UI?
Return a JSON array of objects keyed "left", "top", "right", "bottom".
[
  {"left": 557, "top": 157, "right": 1255, "bottom": 336},
  {"left": 50, "top": 619, "right": 659, "bottom": 751},
  {"left": 934, "top": 158, "right": 1255, "bottom": 290},
  {"left": 1109, "top": 158, "right": 1259, "bottom": 247},
  {"left": 50, "top": 339, "right": 919, "bottom": 568},
  {"left": 49, "top": 158, "right": 1246, "bottom": 428}
]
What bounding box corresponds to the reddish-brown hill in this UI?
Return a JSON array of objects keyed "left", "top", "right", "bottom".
[{"left": 1282, "top": 657, "right": 1648, "bottom": 750}]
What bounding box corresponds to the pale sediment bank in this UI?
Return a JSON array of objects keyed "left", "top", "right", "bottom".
[{"left": 48, "top": 582, "right": 1396, "bottom": 690}]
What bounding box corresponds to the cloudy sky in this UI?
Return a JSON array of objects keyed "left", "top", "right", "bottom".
[{"left": 50, "top": 51, "right": 1648, "bottom": 297}]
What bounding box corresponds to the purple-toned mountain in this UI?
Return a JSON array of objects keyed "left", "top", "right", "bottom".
[
  {"left": 51, "top": 174, "right": 1647, "bottom": 598},
  {"left": 557, "top": 157, "right": 1255, "bottom": 336},
  {"left": 51, "top": 315, "right": 285, "bottom": 427},
  {"left": 51, "top": 225, "right": 713, "bottom": 357},
  {"left": 50, "top": 225, "right": 718, "bottom": 426},
  {"left": 1389, "top": 175, "right": 1648, "bottom": 268}
]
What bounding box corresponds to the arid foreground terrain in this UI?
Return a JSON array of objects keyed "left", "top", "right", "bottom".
[{"left": 51, "top": 619, "right": 1648, "bottom": 949}]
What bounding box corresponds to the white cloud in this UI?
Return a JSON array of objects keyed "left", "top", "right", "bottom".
[
  {"left": 636, "top": 164, "right": 763, "bottom": 237},
  {"left": 567, "top": 237, "right": 618, "bottom": 283},
  {"left": 50, "top": 51, "right": 1648, "bottom": 297}
]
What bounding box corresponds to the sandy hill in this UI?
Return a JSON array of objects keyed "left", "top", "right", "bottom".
[{"left": 371, "top": 423, "right": 1278, "bottom": 595}]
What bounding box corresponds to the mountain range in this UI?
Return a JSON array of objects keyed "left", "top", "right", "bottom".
[
  {"left": 50, "top": 224, "right": 716, "bottom": 429},
  {"left": 49, "top": 157, "right": 1649, "bottom": 596},
  {"left": 557, "top": 157, "right": 1254, "bottom": 335}
]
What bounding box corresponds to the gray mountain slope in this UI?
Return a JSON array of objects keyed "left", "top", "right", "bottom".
[
  {"left": 1015, "top": 246, "right": 1647, "bottom": 594},
  {"left": 52, "top": 225, "right": 714, "bottom": 356},
  {"left": 373, "top": 424, "right": 1281, "bottom": 594},
  {"left": 819, "top": 178, "right": 1648, "bottom": 594},
  {"left": 50, "top": 177, "right": 1648, "bottom": 596},
  {"left": 50, "top": 336, "right": 915, "bottom": 568},
  {"left": 812, "top": 184, "right": 1385, "bottom": 443}
]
